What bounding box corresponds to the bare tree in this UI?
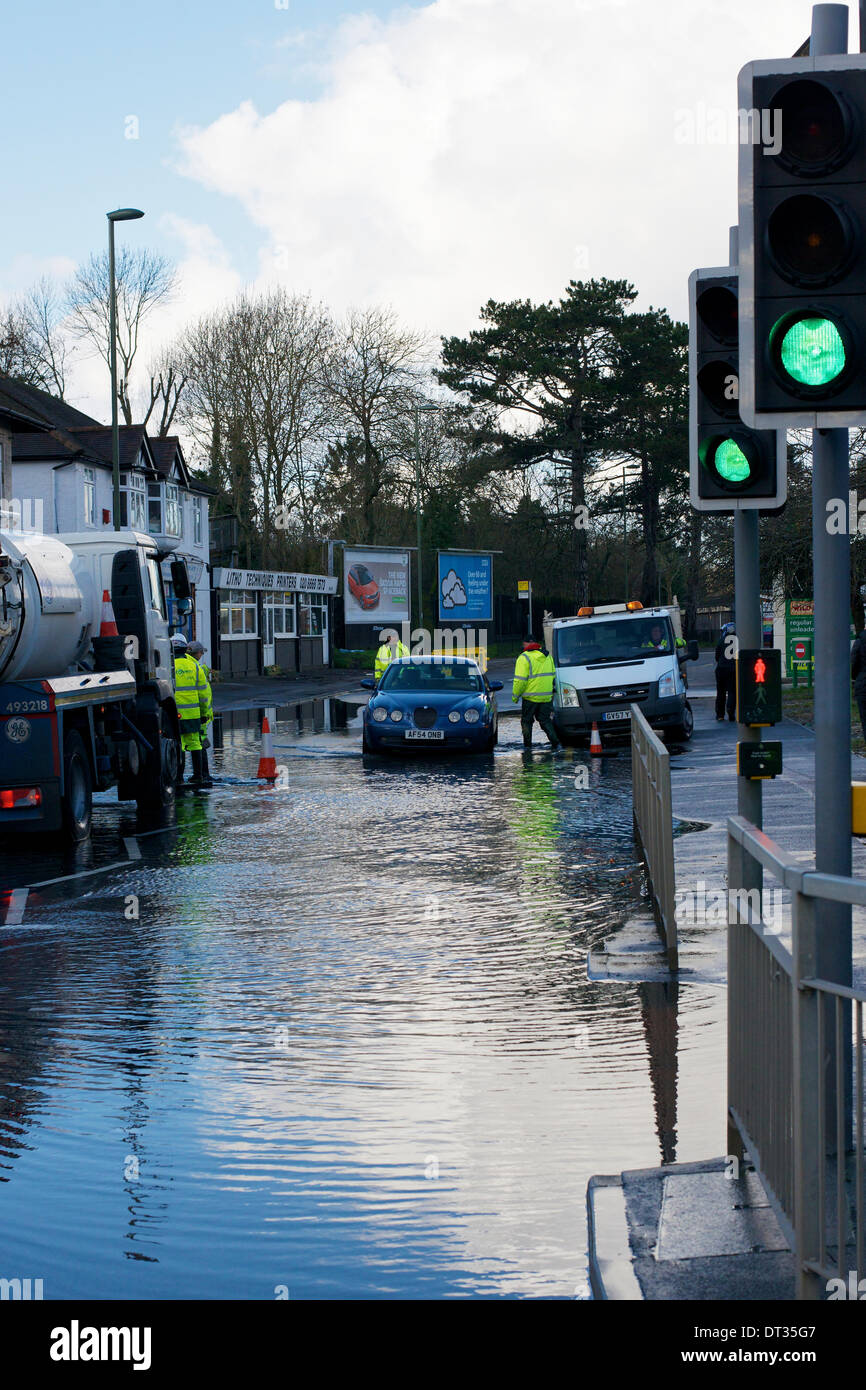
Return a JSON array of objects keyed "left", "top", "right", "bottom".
[
  {"left": 320, "top": 306, "right": 427, "bottom": 542},
  {"left": 0, "top": 278, "right": 69, "bottom": 397},
  {"left": 141, "top": 348, "right": 188, "bottom": 438},
  {"left": 66, "top": 248, "right": 176, "bottom": 424}
]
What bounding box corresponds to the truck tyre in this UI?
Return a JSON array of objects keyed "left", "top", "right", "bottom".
[
  {"left": 62, "top": 730, "right": 93, "bottom": 841},
  {"left": 669, "top": 701, "right": 694, "bottom": 743},
  {"left": 136, "top": 709, "right": 179, "bottom": 811}
]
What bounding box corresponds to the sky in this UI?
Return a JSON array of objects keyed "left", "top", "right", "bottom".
[{"left": 0, "top": 0, "right": 834, "bottom": 421}]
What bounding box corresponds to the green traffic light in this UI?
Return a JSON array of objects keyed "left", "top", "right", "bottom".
[
  {"left": 778, "top": 316, "right": 847, "bottom": 387},
  {"left": 714, "top": 438, "right": 752, "bottom": 484}
]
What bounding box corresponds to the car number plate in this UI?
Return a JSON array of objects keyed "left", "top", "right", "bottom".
[
  {"left": 405, "top": 729, "right": 444, "bottom": 740},
  {"left": 602, "top": 710, "right": 631, "bottom": 722}
]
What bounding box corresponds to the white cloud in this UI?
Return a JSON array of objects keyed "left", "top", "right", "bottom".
[{"left": 174, "top": 0, "right": 817, "bottom": 335}]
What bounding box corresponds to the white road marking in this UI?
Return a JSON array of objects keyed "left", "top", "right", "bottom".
[
  {"left": 4, "top": 888, "right": 29, "bottom": 925},
  {"left": 123, "top": 836, "right": 141, "bottom": 860}
]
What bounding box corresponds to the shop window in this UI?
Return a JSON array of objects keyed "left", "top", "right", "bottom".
[{"left": 220, "top": 590, "right": 258, "bottom": 638}]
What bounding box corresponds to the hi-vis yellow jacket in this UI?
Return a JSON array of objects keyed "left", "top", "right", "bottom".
[
  {"left": 512, "top": 646, "right": 556, "bottom": 703},
  {"left": 374, "top": 640, "right": 410, "bottom": 681},
  {"left": 174, "top": 654, "right": 213, "bottom": 732}
]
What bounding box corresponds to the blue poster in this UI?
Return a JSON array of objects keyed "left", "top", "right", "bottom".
[{"left": 437, "top": 553, "right": 492, "bottom": 624}]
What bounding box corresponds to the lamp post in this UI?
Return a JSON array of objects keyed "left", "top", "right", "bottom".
[
  {"left": 107, "top": 208, "right": 144, "bottom": 529},
  {"left": 621, "top": 463, "right": 640, "bottom": 598}
]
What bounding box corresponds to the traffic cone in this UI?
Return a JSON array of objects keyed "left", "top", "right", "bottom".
[
  {"left": 589, "top": 721, "right": 617, "bottom": 757},
  {"left": 100, "top": 589, "right": 119, "bottom": 637},
  {"left": 257, "top": 716, "right": 278, "bottom": 781}
]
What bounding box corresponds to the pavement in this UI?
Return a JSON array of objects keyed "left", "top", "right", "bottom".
[{"left": 587, "top": 648, "right": 866, "bottom": 1301}]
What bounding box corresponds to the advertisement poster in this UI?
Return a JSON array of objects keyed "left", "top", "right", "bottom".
[
  {"left": 437, "top": 553, "right": 492, "bottom": 623},
  {"left": 343, "top": 549, "right": 410, "bottom": 624}
]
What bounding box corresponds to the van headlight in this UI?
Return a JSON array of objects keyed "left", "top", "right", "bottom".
[
  {"left": 658, "top": 671, "right": 676, "bottom": 699},
  {"left": 560, "top": 683, "right": 579, "bottom": 707},
  {"left": 372, "top": 706, "right": 388, "bottom": 722},
  {"left": 464, "top": 709, "right": 480, "bottom": 723}
]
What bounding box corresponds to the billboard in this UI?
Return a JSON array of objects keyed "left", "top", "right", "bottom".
[
  {"left": 343, "top": 548, "right": 410, "bottom": 624},
  {"left": 437, "top": 552, "right": 492, "bottom": 624}
]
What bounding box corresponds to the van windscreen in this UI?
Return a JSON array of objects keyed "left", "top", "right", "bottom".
[{"left": 554, "top": 617, "right": 674, "bottom": 666}]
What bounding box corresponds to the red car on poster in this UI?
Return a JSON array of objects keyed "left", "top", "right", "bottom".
[{"left": 348, "top": 562, "right": 380, "bottom": 610}]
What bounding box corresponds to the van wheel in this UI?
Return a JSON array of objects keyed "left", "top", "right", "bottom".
[
  {"left": 62, "top": 730, "right": 93, "bottom": 841},
  {"left": 670, "top": 702, "right": 694, "bottom": 743}
]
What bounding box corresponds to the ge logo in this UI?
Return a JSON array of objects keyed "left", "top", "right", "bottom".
[{"left": 5, "top": 718, "right": 31, "bottom": 744}]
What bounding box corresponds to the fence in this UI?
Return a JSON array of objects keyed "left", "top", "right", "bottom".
[
  {"left": 630, "top": 704, "right": 678, "bottom": 971},
  {"left": 727, "top": 815, "right": 866, "bottom": 1299}
]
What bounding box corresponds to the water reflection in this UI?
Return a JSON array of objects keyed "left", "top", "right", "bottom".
[{"left": 0, "top": 700, "right": 722, "bottom": 1298}]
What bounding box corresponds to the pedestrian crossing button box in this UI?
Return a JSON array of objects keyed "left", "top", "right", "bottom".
[{"left": 737, "top": 741, "right": 783, "bottom": 780}]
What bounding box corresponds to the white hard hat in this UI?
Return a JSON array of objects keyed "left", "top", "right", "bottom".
[{"left": 170, "top": 633, "right": 188, "bottom": 650}]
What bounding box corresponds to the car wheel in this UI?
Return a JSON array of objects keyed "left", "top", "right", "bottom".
[{"left": 62, "top": 729, "right": 93, "bottom": 841}]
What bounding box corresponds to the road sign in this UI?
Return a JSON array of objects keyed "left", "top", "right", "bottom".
[{"left": 517, "top": 580, "right": 530, "bottom": 599}]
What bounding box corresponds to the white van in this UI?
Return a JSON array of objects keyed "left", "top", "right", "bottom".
[{"left": 547, "top": 602, "right": 698, "bottom": 742}]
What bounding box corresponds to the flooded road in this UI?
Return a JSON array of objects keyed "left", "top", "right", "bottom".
[{"left": 0, "top": 701, "right": 724, "bottom": 1299}]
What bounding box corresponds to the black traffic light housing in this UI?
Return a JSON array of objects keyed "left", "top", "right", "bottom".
[
  {"left": 738, "top": 55, "right": 866, "bottom": 429},
  {"left": 689, "top": 266, "right": 787, "bottom": 510},
  {"left": 737, "top": 648, "right": 783, "bottom": 726}
]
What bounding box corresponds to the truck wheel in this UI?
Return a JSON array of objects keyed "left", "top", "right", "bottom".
[
  {"left": 669, "top": 701, "right": 694, "bottom": 743},
  {"left": 62, "top": 730, "right": 93, "bottom": 841},
  {"left": 137, "top": 710, "right": 179, "bottom": 811}
]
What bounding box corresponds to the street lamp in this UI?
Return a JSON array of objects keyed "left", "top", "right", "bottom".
[
  {"left": 107, "top": 208, "right": 144, "bottom": 529},
  {"left": 621, "top": 463, "right": 640, "bottom": 598}
]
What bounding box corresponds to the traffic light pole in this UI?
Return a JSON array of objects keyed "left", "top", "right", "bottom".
[
  {"left": 810, "top": 0, "right": 853, "bottom": 1144},
  {"left": 730, "top": 225, "right": 763, "bottom": 893}
]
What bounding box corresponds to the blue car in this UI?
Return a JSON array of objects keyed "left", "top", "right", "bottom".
[{"left": 361, "top": 656, "right": 503, "bottom": 754}]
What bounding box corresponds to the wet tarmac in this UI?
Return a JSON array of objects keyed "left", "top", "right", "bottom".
[{"left": 0, "top": 699, "right": 723, "bottom": 1298}]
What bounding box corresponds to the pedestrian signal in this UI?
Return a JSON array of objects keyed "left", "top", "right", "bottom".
[{"left": 737, "top": 648, "right": 782, "bottom": 726}]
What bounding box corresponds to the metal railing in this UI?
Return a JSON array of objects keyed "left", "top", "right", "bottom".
[
  {"left": 727, "top": 815, "right": 866, "bottom": 1299},
  {"left": 631, "top": 705, "right": 678, "bottom": 971}
]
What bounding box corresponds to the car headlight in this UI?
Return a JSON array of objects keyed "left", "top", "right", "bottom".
[
  {"left": 389, "top": 708, "right": 403, "bottom": 722},
  {"left": 372, "top": 706, "right": 388, "bottom": 722},
  {"left": 464, "top": 709, "right": 480, "bottom": 723},
  {"left": 448, "top": 710, "right": 461, "bottom": 723},
  {"left": 560, "top": 683, "right": 579, "bottom": 707},
  {"left": 658, "top": 671, "right": 676, "bottom": 699}
]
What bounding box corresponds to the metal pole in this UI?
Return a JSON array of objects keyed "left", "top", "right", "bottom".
[
  {"left": 109, "top": 217, "right": 121, "bottom": 530},
  {"left": 730, "top": 224, "right": 763, "bottom": 892},
  {"left": 810, "top": 0, "right": 853, "bottom": 1148},
  {"left": 623, "top": 465, "right": 629, "bottom": 597},
  {"left": 414, "top": 407, "right": 423, "bottom": 630}
]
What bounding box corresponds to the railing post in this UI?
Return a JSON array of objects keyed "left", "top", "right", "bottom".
[
  {"left": 792, "top": 887, "right": 824, "bottom": 1298},
  {"left": 727, "top": 828, "right": 745, "bottom": 1164}
]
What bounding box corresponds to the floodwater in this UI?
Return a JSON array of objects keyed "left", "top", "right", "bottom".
[{"left": 0, "top": 701, "right": 724, "bottom": 1299}]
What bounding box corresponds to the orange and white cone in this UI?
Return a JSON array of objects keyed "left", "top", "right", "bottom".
[
  {"left": 589, "top": 722, "right": 604, "bottom": 756},
  {"left": 100, "top": 589, "right": 119, "bottom": 637},
  {"left": 257, "top": 716, "right": 278, "bottom": 781}
]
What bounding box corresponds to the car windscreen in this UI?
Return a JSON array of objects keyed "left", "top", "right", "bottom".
[
  {"left": 353, "top": 565, "right": 374, "bottom": 585},
  {"left": 554, "top": 617, "right": 675, "bottom": 666},
  {"left": 379, "top": 663, "right": 484, "bottom": 693}
]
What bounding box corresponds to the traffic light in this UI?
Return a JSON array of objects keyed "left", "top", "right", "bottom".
[
  {"left": 737, "top": 648, "right": 783, "bottom": 726},
  {"left": 689, "top": 266, "right": 787, "bottom": 510},
  {"left": 738, "top": 54, "right": 866, "bottom": 428}
]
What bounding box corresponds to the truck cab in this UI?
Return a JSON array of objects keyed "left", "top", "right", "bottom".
[{"left": 548, "top": 603, "right": 698, "bottom": 742}]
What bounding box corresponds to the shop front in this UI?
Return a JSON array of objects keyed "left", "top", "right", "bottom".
[{"left": 212, "top": 568, "right": 337, "bottom": 678}]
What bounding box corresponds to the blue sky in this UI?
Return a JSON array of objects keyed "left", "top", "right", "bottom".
[
  {"left": 2, "top": 0, "right": 421, "bottom": 287},
  {"left": 1, "top": 0, "right": 823, "bottom": 418}
]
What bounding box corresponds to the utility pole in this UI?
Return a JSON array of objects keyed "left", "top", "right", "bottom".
[{"left": 414, "top": 407, "right": 424, "bottom": 630}]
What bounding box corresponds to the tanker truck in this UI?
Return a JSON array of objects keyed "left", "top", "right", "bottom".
[{"left": 0, "top": 528, "right": 190, "bottom": 840}]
